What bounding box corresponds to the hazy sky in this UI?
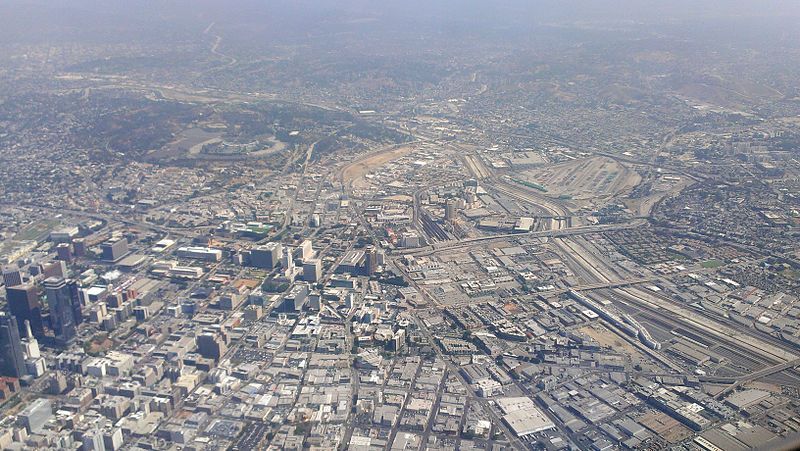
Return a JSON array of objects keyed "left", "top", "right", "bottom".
[
  {"left": 5, "top": 0, "right": 800, "bottom": 24},
  {"left": 2, "top": 0, "right": 799, "bottom": 44}
]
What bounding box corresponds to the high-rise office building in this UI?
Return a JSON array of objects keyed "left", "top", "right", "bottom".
[
  {"left": 41, "top": 260, "right": 67, "bottom": 279},
  {"left": 308, "top": 291, "right": 321, "bottom": 311},
  {"left": 56, "top": 243, "right": 73, "bottom": 261},
  {"left": 6, "top": 284, "right": 44, "bottom": 338},
  {"left": 0, "top": 312, "right": 26, "bottom": 378},
  {"left": 72, "top": 238, "right": 87, "bottom": 257},
  {"left": 67, "top": 279, "right": 83, "bottom": 325},
  {"left": 196, "top": 331, "right": 227, "bottom": 362},
  {"left": 277, "top": 283, "right": 309, "bottom": 313},
  {"left": 21, "top": 320, "right": 41, "bottom": 358},
  {"left": 103, "top": 428, "right": 124, "bottom": 451},
  {"left": 2, "top": 265, "right": 23, "bottom": 287},
  {"left": 297, "top": 239, "right": 314, "bottom": 261},
  {"left": 281, "top": 247, "right": 295, "bottom": 280},
  {"left": 364, "top": 246, "right": 378, "bottom": 275},
  {"left": 101, "top": 238, "right": 129, "bottom": 262},
  {"left": 44, "top": 277, "right": 77, "bottom": 346},
  {"left": 18, "top": 398, "right": 52, "bottom": 434},
  {"left": 250, "top": 242, "right": 282, "bottom": 269},
  {"left": 82, "top": 430, "right": 105, "bottom": 451},
  {"left": 303, "top": 259, "right": 322, "bottom": 282},
  {"left": 445, "top": 199, "right": 457, "bottom": 222},
  {"left": 22, "top": 320, "right": 46, "bottom": 378}
]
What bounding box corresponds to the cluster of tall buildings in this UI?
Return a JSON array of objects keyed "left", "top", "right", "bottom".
[
  {"left": 247, "top": 239, "right": 324, "bottom": 282},
  {"left": 6, "top": 283, "right": 44, "bottom": 338},
  {"left": 1, "top": 234, "right": 144, "bottom": 383},
  {"left": 0, "top": 312, "right": 26, "bottom": 378},
  {"left": 0, "top": 312, "right": 45, "bottom": 380},
  {"left": 2, "top": 260, "right": 83, "bottom": 380},
  {"left": 249, "top": 242, "right": 283, "bottom": 269},
  {"left": 43, "top": 277, "right": 81, "bottom": 346},
  {"left": 337, "top": 245, "right": 381, "bottom": 276}
]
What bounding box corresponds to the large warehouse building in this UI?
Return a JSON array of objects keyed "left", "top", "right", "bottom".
[{"left": 496, "top": 397, "right": 556, "bottom": 437}]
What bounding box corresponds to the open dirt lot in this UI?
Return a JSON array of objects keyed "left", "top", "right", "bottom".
[
  {"left": 580, "top": 324, "right": 643, "bottom": 360},
  {"left": 341, "top": 144, "right": 416, "bottom": 189}
]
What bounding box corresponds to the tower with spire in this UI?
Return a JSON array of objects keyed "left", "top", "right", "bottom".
[{"left": 21, "top": 319, "right": 47, "bottom": 377}]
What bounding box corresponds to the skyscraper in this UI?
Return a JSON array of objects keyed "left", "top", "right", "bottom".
[
  {"left": 21, "top": 320, "right": 40, "bottom": 358},
  {"left": 0, "top": 312, "right": 26, "bottom": 378},
  {"left": 67, "top": 279, "right": 83, "bottom": 325},
  {"left": 22, "top": 320, "right": 46, "bottom": 378},
  {"left": 281, "top": 246, "right": 294, "bottom": 280},
  {"left": 2, "top": 265, "right": 23, "bottom": 287},
  {"left": 364, "top": 246, "right": 378, "bottom": 275},
  {"left": 43, "top": 277, "right": 77, "bottom": 346},
  {"left": 444, "top": 199, "right": 457, "bottom": 222},
  {"left": 298, "top": 239, "right": 314, "bottom": 261},
  {"left": 101, "top": 238, "right": 129, "bottom": 262},
  {"left": 303, "top": 259, "right": 322, "bottom": 282},
  {"left": 250, "top": 242, "right": 282, "bottom": 269},
  {"left": 5, "top": 284, "right": 44, "bottom": 338},
  {"left": 196, "top": 331, "right": 227, "bottom": 362},
  {"left": 56, "top": 243, "right": 73, "bottom": 262},
  {"left": 41, "top": 260, "right": 67, "bottom": 279},
  {"left": 72, "top": 238, "right": 87, "bottom": 257}
]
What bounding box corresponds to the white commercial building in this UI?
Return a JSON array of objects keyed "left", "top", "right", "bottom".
[
  {"left": 496, "top": 397, "right": 555, "bottom": 437},
  {"left": 176, "top": 247, "right": 222, "bottom": 262}
]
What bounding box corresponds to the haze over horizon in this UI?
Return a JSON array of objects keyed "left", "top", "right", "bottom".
[{"left": 0, "top": 1, "right": 799, "bottom": 451}]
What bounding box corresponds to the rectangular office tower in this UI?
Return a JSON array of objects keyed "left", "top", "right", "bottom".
[
  {"left": 0, "top": 312, "right": 26, "bottom": 378},
  {"left": 303, "top": 259, "right": 322, "bottom": 282},
  {"left": 250, "top": 242, "right": 282, "bottom": 269},
  {"left": 101, "top": 238, "right": 129, "bottom": 262},
  {"left": 67, "top": 279, "right": 83, "bottom": 325},
  {"left": 6, "top": 284, "right": 45, "bottom": 338},
  {"left": 297, "top": 239, "right": 314, "bottom": 261},
  {"left": 43, "top": 277, "right": 78, "bottom": 346},
  {"left": 364, "top": 246, "right": 378, "bottom": 275},
  {"left": 277, "top": 283, "right": 309, "bottom": 313},
  {"left": 2, "top": 265, "right": 23, "bottom": 287},
  {"left": 56, "top": 243, "right": 73, "bottom": 261},
  {"left": 196, "top": 331, "right": 227, "bottom": 362}
]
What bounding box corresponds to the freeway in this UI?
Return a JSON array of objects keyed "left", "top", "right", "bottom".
[
  {"left": 9, "top": 203, "right": 202, "bottom": 241},
  {"left": 614, "top": 286, "right": 798, "bottom": 364},
  {"left": 552, "top": 233, "right": 798, "bottom": 364},
  {"left": 488, "top": 179, "right": 571, "bottom": 221},
  {"left": 398, "top": 220, "right": 646, "bottom": 257},
  {"left": 554, "top": 237, "right": 615, "bottom": 284},
  {"left": 551, "top": 231, "right": 800, "bottom": 392},
  {"left": 436, "top": 277, "right": 657, "bottom": 310},
  {"left": 702, "top": 358, "right": 800, "bottom": 389},
  {"left": 559, "top": 234, "right": 800, "bottom": 364}
]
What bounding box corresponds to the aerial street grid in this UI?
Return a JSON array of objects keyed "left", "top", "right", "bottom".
[{"left": 0, "top": 1, "right": 799, "bottom": 450}]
